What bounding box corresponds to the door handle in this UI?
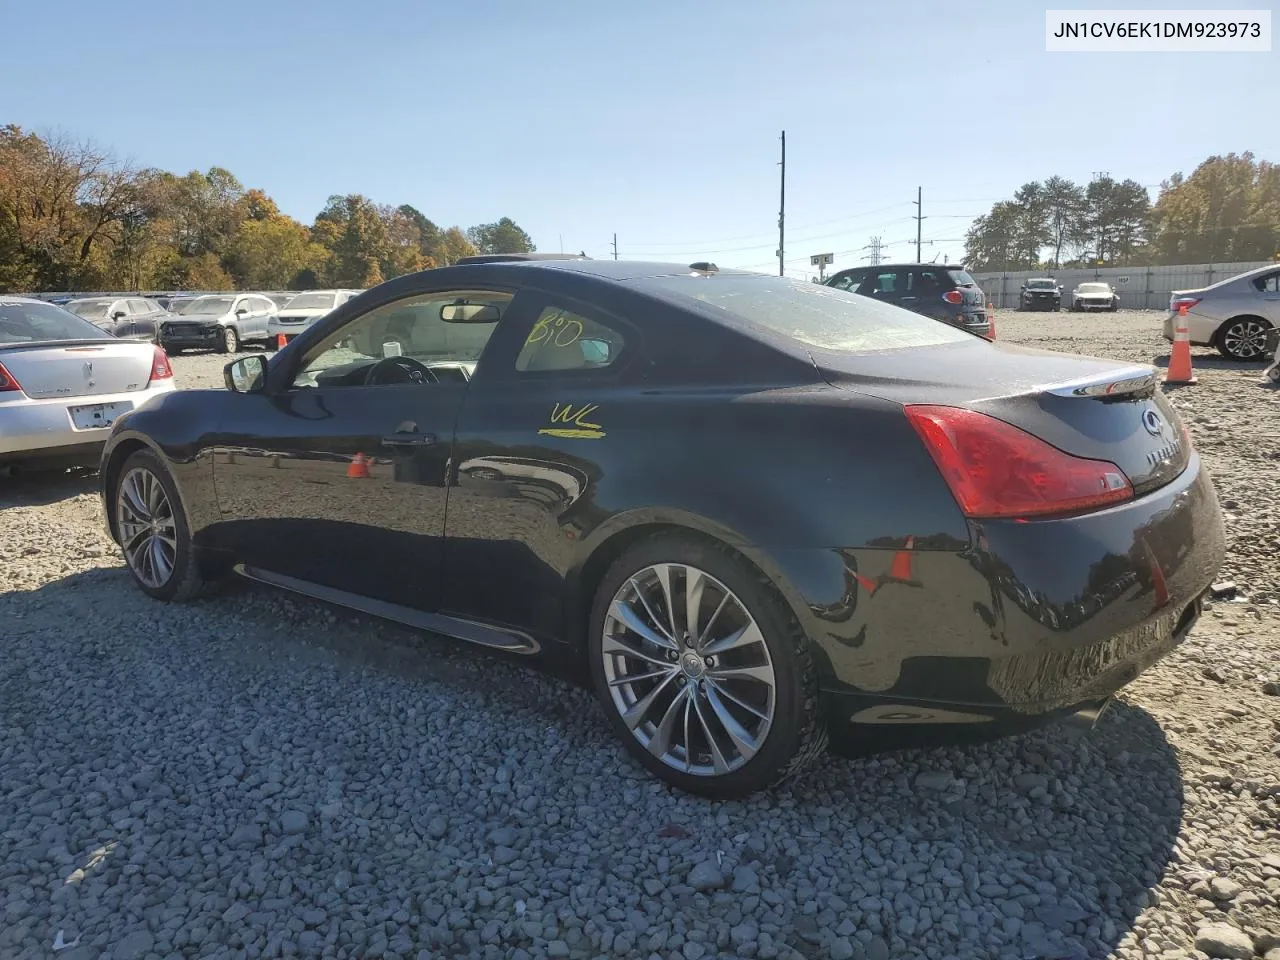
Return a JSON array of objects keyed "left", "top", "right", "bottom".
[{"left": 381, "top": 433, "right": 436, "bottom": 447}]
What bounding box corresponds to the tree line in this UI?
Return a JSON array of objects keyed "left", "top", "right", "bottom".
[
  {"left": 0, "top": 125, "right": 536, "bottom": 293},
  {"left": 963, "top": 152, "right": 1280, "bottom": 271}
]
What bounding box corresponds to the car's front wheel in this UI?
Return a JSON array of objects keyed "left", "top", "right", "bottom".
[
  {"left": 1216, "top": 316, "right": 1272, "bottom": 361},
  {"left": 114, "top": 450, "right": 220, "bottom": 602},
  {"left": 219, "top": 326, "right": 240, "bottom": 354},
  {"left": 588, "top": 533, "right": 826, "bottom": 798}
]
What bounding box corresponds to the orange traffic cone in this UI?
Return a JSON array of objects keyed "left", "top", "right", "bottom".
[
  {"left": 276, "top": 333, "right": 288, "bottom": 349},
  {"left": 888, "top": 535, "right": 916, "bottom": 581},
  {"left": 1143, "top": 541, "right": 1169, "bottom": 608},
  {"left": 986, "top": 302, "right": 997, "bottom": 340},
  {"left": 1164, "top": 305, "right": 1197, "bottom": 384},
  {"left": 347, "top": 452, "right": 371, "bottom": 479}
]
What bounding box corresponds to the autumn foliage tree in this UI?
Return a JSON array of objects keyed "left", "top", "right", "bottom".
[{"left": 0, "top": 125, "right": 537, "bottom": 293}]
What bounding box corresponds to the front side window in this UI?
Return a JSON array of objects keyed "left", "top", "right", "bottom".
[
  {"left": 1253, "top": 272, "right": 1280, "bottom": 293},
  {"left": 515, "top": 305, "right": 626, "bottom": 373},
  {"left": 292, "top": 289, "right": 513, "bottom": 389}
]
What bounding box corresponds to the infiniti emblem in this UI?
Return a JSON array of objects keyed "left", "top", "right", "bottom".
[{"left": 1141, "top": 409, "right": 1165, "bottom": 437}]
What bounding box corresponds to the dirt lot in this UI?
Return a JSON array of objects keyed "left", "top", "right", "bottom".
[{"left": 1, "top": 309, "right": 1278, "bottom": 960}]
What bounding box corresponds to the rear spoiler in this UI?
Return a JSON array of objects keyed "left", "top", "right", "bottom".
[
  {"left": 1044, "top": 365, "right": 1157, "bottom": 400},
  {"left": 0, "top": 338, "right": 119, "bottom": 352}
]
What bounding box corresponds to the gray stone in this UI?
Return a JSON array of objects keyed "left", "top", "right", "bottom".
[
  {"left": 1194, "top": 922, "right": 1254, "bottom": 959},
  {"left": 114, "top": 930, "right": 155, "bottom": 960},
  {"left": 427, "top": 816, "right": 448, "bottom": 839},
  {"left": 280, "top": 810, "right": 308, "bottom": 835},
  {"left": 229, "top": 824, "right": 262, "bottom": 849},
  {"left": 914, "top": 771, "right": 952, "bottom": 790},
  {"left": 688, "top": 861, "right": 727, "bottom": 891},
  {"left": 1210, "top": 877, "right": 1243, "bottom": 901},
  {"left": 731, "top": 865, "right": 760, "bottom": 893},
  {"left": 493, "top": 845, "right": 518, "bottom": 865}
]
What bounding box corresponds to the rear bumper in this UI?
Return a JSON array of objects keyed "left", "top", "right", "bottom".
[
  {"left": 769, "top": 454, "right": 1224, "bottom": 743},
  {"left": 0, "top": 383, "right": 175, "bottom": 463},
  {"left": 1162, "top": 310, "right": 1219, "bottom": 346}
]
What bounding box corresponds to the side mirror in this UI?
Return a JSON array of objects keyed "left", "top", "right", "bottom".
[
  {"left": 224, "top": 355, "right": 267, "bottom": 393},
  {"left": 235, "top": 305, "right": 249, "bottom": 316},
  {"left": 112, "top": 310, "right": 127, "bottom": 320},
  {"left": 440, "top": 301, "right": 501, "bottom": 324},
  {"left": 579, "top": 338, "right": 612, "bottom": 365}
]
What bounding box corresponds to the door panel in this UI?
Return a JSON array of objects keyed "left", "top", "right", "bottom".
[
  {"left": 442, "top": 295, "right": 636, "bottom": 641},
  {"left": 211, "top": 386, "right": 461, "bottom": 609}
]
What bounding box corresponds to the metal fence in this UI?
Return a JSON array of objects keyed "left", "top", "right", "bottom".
[{"left": 971, "top": 260, "right": 1276, "bottom": 311}]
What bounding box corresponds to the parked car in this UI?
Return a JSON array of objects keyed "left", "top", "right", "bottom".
[
  {"left": 99, "top": 260, "right": 1224, "bottom": 798},
  {"left": 824, "top": 263, "right": 989, "bottom": 336},
  {"left": 267, "top": 289, "right": 362, "bottom": 348},
  {"left": 158, "top": 293, "right": 277, "bottom": 354},
  {"left": 1, "top": 296, "right": 175, "bottom": 472},
  {"left": 66, "top": 296, "right": 170, "bottom": 342},
  {"left": 1019, "top": 278, "right": 1062, "bottom": 312},
  {"left": 1164, "top": 263, "right": 1280, "bottom": 361},
  {"left": 1070, "top": 282, "right": 1119, "bottom": 312}
]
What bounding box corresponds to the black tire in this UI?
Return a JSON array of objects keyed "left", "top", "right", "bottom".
[
  {"left": 218, "top": 326, "right": 240, "bottom": 354},
  {"left": 587, "top": 532, "right": 826, "bottom": 799},
  {"left": 1215, "top": 316, "right": 1273, "bottom": 362},
  {"left": 112, "top": 449, "right": 221, "bottom": 602}
]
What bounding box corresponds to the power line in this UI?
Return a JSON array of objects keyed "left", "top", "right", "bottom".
[{"left": 777, "top": 130, "right": 785, "bottom": 278}]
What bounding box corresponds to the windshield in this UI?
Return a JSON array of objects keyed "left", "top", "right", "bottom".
[
  {"left": 175, "top": 296, "right": 234, "bottom": 315},
  {"left": 67, "top": 299, "right": 115, "bottom": 320},
  {"left": 0, "top": 300, "right": 114, "bottom": 345},
  {"left": 285, "top": 293, "right": 337, "bottom": 311},
  {"left": 633, "top": 273, "right": 973, "bottom": 353},
  {"left": 1079, "top": 283, "right": 1110, "bottom": 293},
  {"left": 1026, "top": 280, "right": 1056, "bottom": 289}
]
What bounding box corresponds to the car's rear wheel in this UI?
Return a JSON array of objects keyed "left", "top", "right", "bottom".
[
  {"left": 219, "top": 326, "right": 240, "bottom": 354},
  {"left": 1216, "top": 316, "right": 1271, "bottom": 361},
  {"left": 588, "top": 533, "right": 826, "bottom": 798},
  {"left": 114, "top": 450, "right": 219, "bottom": 602}
]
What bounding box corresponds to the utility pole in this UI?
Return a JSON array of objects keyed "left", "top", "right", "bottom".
[
  {"left": 611, "top": 233, "right": 618, "bottom": 260},
  {"left": 777, "top": 130, "right": 786, "bottom": 277},
  {"left": 912, "top": 186, "right": 925, "bottom": 262}
]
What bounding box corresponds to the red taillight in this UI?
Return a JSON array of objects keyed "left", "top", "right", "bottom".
[
  {"left": 0, "top": 360, "right": 23, "bottom": 394},
  {"left": 1170, "top": 296, "right": 1201, "bottom": 312},
  {"left": 942, "top": 290, "right": 964, "bottom": 305},
  {"left": 904, "top": 404, "right": 1133, "bottom": 519},
  {"left": 149, "top": 346, "right": 173, "bottom": 382}
]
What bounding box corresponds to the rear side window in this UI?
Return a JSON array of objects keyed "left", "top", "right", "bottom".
[
  {"left": 0, "top": 300, "right": 112, "bottom": 344},
  {"left": 1253, "top": 273, "right": 1280, "bottom": 293},
  {"left": 634, "top": 274, "right": 973, "bottom": 353},
  {"left": 947, "top": 270, "right": 976, "bottom": 286},
  {"left": 516, "top": 306, "right": 626, "bottom": 373},
  {"left": 865, "top": 271, "right": 900, "bottom": 295},
  {"left": 909, "top": 270, "right": 945, "bottom": 294}
]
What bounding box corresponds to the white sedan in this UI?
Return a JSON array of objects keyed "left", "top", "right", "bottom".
[{"left": 0, "top": 297, "right": 176, "bottom": 474}]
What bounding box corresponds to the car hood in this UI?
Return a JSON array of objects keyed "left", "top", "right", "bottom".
[
  {"left": 277, "top": 309, "right": 328, "bottom": 319},
  {"left": 166, "top": 312, "right": 227, "bottom": 322},
  {"left": 1076, "top": 291, "right": 1112, "bottom": 297}
]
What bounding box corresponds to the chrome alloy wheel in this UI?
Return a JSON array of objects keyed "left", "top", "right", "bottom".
[
  {"left": 116, "top": 466, "right": 178, "bottom": 589},
  {"left": 1222, "top": 318, "right": 1270, "bottom": 360},
  {"left": 601, "top": 563, "right": 777, "bottom": 777}
]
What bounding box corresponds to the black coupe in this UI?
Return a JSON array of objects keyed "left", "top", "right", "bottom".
[{"left": 100, "top": 259, "right": 1226, "bottom": 798}]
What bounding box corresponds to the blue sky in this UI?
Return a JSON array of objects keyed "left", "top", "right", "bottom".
[{"left": 2, "top": 0, "right": 1275, "bottom": 277}]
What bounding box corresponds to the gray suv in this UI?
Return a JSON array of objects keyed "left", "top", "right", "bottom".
[{"left": 824, "top": 263, "right": 989, "bottom": 335}]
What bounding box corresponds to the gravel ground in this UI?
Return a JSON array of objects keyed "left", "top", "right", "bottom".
[{"left": 2, "top": 311, "right": 1278, "bottom": 960}]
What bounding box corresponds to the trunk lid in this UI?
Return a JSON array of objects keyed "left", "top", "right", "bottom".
[
  {"left": 0, "top": 340, "right": 156, "bottom": 399},
  {"left": 814, "top": 339, "right": 1190, "bottom": 496}
]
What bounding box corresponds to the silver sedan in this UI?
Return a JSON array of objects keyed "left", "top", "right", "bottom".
[
  {"left": 0, "top": 297, "right": 176, "bottom": 473},
  {"left": 1164, "top": 263, "right": 1280, "bottom": 361}
]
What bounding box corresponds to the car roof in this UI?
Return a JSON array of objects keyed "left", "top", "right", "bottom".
[
  {"left": 834, "top": 263, "right": 967, "bottom": 271},
  {"left": 0, "top": 295, "right": 50, "bottom": 305},
  {"left": 455, "top": 253, "right": 591, "bottom": 264},
  {"left": 446, "top": 259, "right": 756, "bottom": 282}
]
